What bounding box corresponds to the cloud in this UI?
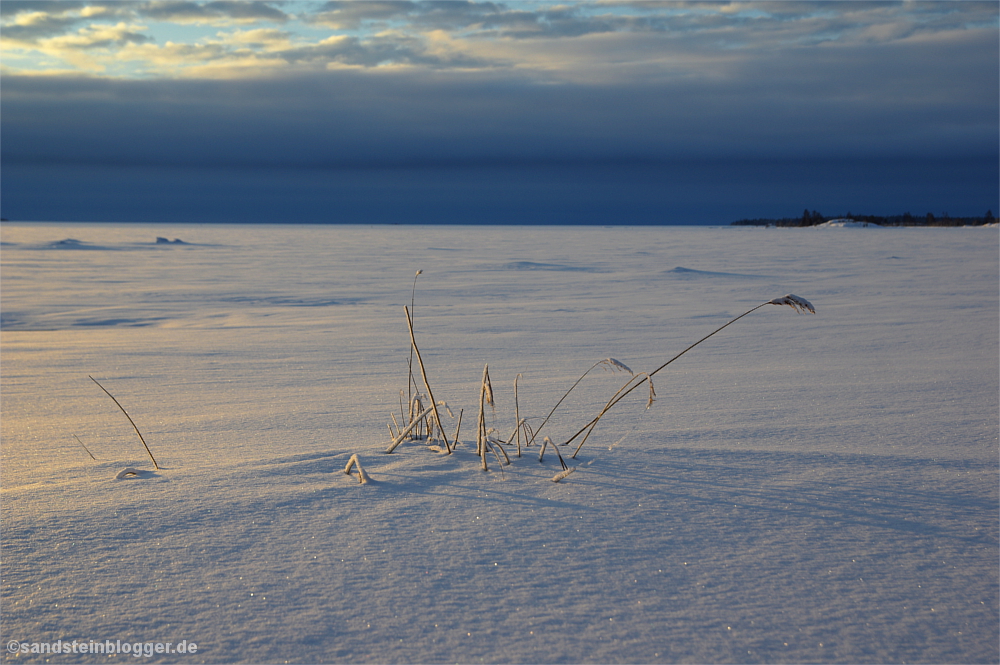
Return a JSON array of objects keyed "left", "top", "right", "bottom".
[
  {"left": 212, "top": 27, "right": 293, "bottom": 48},
  {"left": 307, "top": 1, "right": 419, "bottom": 30},
  {"left": 2, "top": 20, "right": 995, "bottom": 173},
  {"left": 43, "top": 22, "right": 152, "bottom": 50},
  {"left": 1, "top": 11, "right": 86, "bottom": 42},
  {"left": 1, "top": 2, "right": 996, "bottom": 225},
  {"left": 138, "top": 1, "right": 289, "bottom": 25},
  {"left": 2, "top": 1, "right": 997, "bottom": 82},
  {"left": 0, "top": 2, "right": 996, "bottom": 170}
]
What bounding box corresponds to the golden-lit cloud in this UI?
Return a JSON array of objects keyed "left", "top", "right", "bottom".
[{"left": 1, "top": 1, "right": 995, "bottom": 81}]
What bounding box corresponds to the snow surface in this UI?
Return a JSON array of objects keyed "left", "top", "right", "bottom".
[{"left": 2, "top": 224, "right": 997, "bottom": 664}]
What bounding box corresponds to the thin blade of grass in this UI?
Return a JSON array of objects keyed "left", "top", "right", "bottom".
[
  {"left": 89, "top": 375, "right": 159, "bottom": 470},
  {"left": 73, "top": 434, "right": 97, "bottom": 461}
]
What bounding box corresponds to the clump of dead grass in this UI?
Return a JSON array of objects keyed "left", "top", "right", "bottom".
[{"left": 384, "top": 277, "right": 815, "bottom": 482}]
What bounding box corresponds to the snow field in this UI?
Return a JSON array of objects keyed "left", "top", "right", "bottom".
[{"left": 1, "top": 223, "right": 997, "bottom": 663}]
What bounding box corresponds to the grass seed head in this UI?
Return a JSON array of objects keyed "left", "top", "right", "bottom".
[
  {"left": 768, "top": 294, "right": 816, "bottom": 314},
  {"left": 602, "top": 358, "right": 634, "bottom": 374}
]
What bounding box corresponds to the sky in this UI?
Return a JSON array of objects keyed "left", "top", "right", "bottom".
[{"left": 1, "top": 1, "right": 997, "bottom": 225}]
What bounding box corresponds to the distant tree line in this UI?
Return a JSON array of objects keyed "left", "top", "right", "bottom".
[{"left": 732, "top": 209, "right": 996, "bottom": 227}]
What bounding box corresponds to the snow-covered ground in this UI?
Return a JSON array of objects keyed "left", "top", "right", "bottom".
[{"left": 2, "top": 223, "right": 997, "bottom": 664}]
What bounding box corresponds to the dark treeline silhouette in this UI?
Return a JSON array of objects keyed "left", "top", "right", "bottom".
[{"left": 732, "top": 209, "right": 996, "bottom": 227}]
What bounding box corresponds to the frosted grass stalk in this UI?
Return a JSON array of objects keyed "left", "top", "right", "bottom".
[
  {"left": 404, "top": 305, "right": 450, "bottom": 453},
  {"left": 569, "top": 295, "right": 815, "bottom": 457}
]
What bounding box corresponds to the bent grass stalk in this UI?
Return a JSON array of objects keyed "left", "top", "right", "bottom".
[
  {"left": 89, "top": 375, "right": 159, "bottom": 470},
  {"left": 407, "top": 270, "right": 423, "bottom": 409},
  {"left": 569, "top": 295, "right": 816, "bottom": 457},
  {"left": 344, "top": 454, "right": 371, "bottom": 484},
  {"left": 526, "top": 358, "right": 633, "bottom": 448},
  {"left": 404, "top": 305, "right": 450, "bottom": 453}
]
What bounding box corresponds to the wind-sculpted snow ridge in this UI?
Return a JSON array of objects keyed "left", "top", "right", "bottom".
[
  {"left": 18, "top": 236, "right": 215, "bottom": 251},
  {"left": 44, "top": 238, "right": 114, "bottom": 250},
  {"left": 664, "top": 266, "right": 765, "bottom": 278},
  {"left": 501, "top": 260, "right": 602, "bottom": 272}
]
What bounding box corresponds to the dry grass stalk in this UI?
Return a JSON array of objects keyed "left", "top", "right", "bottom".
[
  {"left": 513, "top": 373, "right": 523, "bottom": 457},
  {"left": 486, "top": 439, "right": 507, "bottom": 475},
  {"left": 344, "top": 454, "right": 371, "bottom": 484},
  {"left": 452, "top": 408, "right": 463, "bottom": 446},
  {"left": 570, "top": 371, "right": 654, "bottom": 457},
  {"left": 527, "top": 359, "right": 632, "bottom": 448},
  {"left": 486, "top": 428, "right": 511, "bottom": 464},
  {"left": 407, "top": 270, "right": 423, "bottom": 408},
  {"left": 552, "top": 467, "right": 576, "bottom": 482},
  {"left": 385, "top": 402, "right": 442, "bottom": 453},
  {"left": 73, "top": 434, "right": 97, "bottom": 461},
  {"left": 89, "top": 375, "right": 159, "bottom": 470},
  {"left": 476, "top": 364, "right": 492, "bottom": 470},
  {"left": 404, "top": 305, "right": 451, "bottom": 453},
  {"left": 568, "top": 295, "right": 816, "bottom": 457},
  {"left": 539, "top": 436, "right": 567, "bottom": 466},
  {"left": 410, "top": 395, "right": 426, "bottom": 439},
  {"left": 520, "top": 420, "right": 536, "bottom": 447}
]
